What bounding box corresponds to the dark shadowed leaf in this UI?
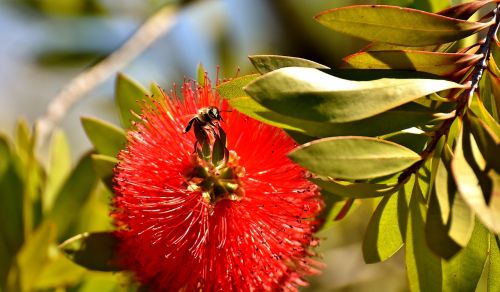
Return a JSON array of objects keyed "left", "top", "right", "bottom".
[
  {"left": 81, "top": 117, "right": 127, "bottom": 157},
  {"left": 406, "top": 180, "right": 442, "bottom": 291},
  {"left": 216, "top": 74, "right": 259, "bottom": 100},
  {"left": 442, "top": 220, "right": 489, "bottom": 291},
  {"left": 471, "top": 95, "right": 500, "bottom": 137},
  {"left": 425, "top": 186, "right": 462, "bottom": 259},
  {"left": 115, "top": 73, "right": 149, "bottom": 129},
  {"left": 249, "top": 55, "right": 329, "bottom": 74},
  {"left": 465, "top": 112, "right": 500, "bottom": 167},
  {"left": 47, "top": 153, "right": 98, "bottom": 239},
  {"left": 59, "top": 232, "right": 121, "bottom": 272},
  {"left": 383, "top": 132, "right": 429, "bottom": 153},
  {"left": 91, "top": 154, "right": 118, "bottom": 191},
  {"left": 317, "top": 190, "right": 347, "bottom": 230},
  {"left": 343, "top": 51, "right": 481, "bottom": 76},
  {"left": 229, "top": 96, "right": 441, "bottom": 137},
  {"left": 289, "top": 136, "right": 421, "bottom": 180},
  {"left": 310, "top": 178, "right": 397, "bottom": 198},
  {"left": 244, "top": 67, "right": 462, "bottom": 123},
  {"left": 315, "top": 5, "right": 490, "bottom": 46},
  {"left": 362, "top": 189, "right": 407, "bottom": 263},
  {"left": 0, "top": 145, "right": 24, "bottom": 289},
  {"left": 452, "top": 123, "right": 500, "bottom": 233}
]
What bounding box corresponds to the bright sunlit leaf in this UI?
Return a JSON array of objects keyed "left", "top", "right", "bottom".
[
  {"left": 315, "top": 5, "right": 490, "bottom": 46},
  {"left": 289, "top": 136, "right": 421, "bottom": 180},
  {"left": 245, "top": 67, "right": 463, "bottom": 123}
]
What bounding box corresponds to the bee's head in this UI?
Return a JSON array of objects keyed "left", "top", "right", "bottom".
[{"left": 208, "top": 107, "right": 221, "bottom": 120}]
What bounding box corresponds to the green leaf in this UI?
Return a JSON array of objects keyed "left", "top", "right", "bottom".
[
  {"left": 425, "top": 185, "right": 461, "bottom": 259},
  {"left": 452, "top": 122, "right": 500, "bottom": 233},
  {"left": 230, "top": 96, "right": 441, "bottom": 138},
  {"left": 489, "top": 235, "right": 500, "bottom": 290},
  {"left": 44, "top": 130, "right": 71, "bottom": 213},
  {"left": 362, "top": 190, "right": 407, "bottom": 263},
  {"left": 406, "top": 180, "right": 442, "bottom": 292},
  {"left": 91, "top": 154, "right": 118, "bottom": 191},
  {"left": 244, "top": 67, "right": 462, "bottom": 123},
  {"left": 216, "top": 74, "right": 259, "bottom": 100},
  {"left": 249, "top": 55, "right": 329, "bottom": 74},
  {"left": 383, "top": 132, "right": 429, "bottom": 153},
  {"left": 115, "top": 73, "right": 149, "bottom": 129},
  {"left": 470, "top": 94, "right": 500, "bottom": 137},
  {"left": 442, "top": 220, "right": 489, "bottom": 292},
  {"left": 33, "top": 254, "right": 86, "bottom": 290},
  {"left": 343, "top": 51, "right": 480, "bottom": 76},
  {"left": 12, "top": 222, "right": 56, "bottom": 292},
  {"left": 315, "top": 5, "right": 490, "bottom": 46},
  {"left": 46, "top": 153, "right": 98, "bottom": 239},
  {"left": 0, "top": 153, "right": 24, "bottom": 289},
  {"left": 310, "top": 178, "right": 397, "bottom": 198},
  {"left": 59, "top": 232, "right": 122, "bottom": 272},
  {"left": 81, "top": 116, "right": 127, "bottom": 157},
  {"left": 289, "top": 137, "right": 421, "bottom": 180},
  {"left": 317, "top": 190, "right": 348, "bottom": 230},
  {"left": 465, "top": 112, "right": 500, "bottom": 167},
  {"left": 448, "top": 191, "right": 475, "bottom": 247}
]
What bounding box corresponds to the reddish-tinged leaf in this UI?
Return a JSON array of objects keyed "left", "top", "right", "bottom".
[
  {"left": 315, "top": 5, "right": 491, "bottom": 46},
  {"left": 343, "top": 50, "right": 481, "bottom": 77},
  {"left": 438, "top": 0, "right": 497, "bottom": 20}
]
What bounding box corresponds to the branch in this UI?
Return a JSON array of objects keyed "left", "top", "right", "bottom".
[
  {"left": 36, "top": 5, "right": 178, "bottom": 147},
  {"left": 398, "top": 3, "right": 500, "bottom": 184}
]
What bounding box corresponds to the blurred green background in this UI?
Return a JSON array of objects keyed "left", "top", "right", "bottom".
[{"left": 0, "top": 0, "right": 457, "bottom": 291}]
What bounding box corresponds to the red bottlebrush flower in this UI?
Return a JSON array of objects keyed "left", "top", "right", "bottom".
[{"left": 112, "top": 78, "right": 323, "bottom": 291}]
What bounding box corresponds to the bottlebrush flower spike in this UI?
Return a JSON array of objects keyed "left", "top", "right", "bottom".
[{"left": 112, "top": 77, "right": 324, "bottom": 291}]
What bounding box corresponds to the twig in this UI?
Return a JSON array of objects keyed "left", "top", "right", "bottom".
[
  {"left": 398, "top": 3, "right": 500, "bottom": 184},
  {"left": 36, "top": 5, "right": 178, "bottom": 147}
]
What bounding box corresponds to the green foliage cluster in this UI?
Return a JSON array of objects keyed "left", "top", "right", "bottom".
[
  {"left": 218, "top": 2, "right": 500, "bottom": 290},
  {"left": 2, "top": 1, "right": 500, "bottom": 291}
]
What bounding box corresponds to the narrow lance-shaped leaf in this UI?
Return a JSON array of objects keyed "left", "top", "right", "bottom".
[
  {"left": 44, "top": 130, "right": 71, "bottom": 213},
  {"left": 442, "top": 220, "right": 489, "bottom": 292},
  {"left": 245, "top": 67, "right": 463, "bottom": 123},
  {"left": 315, "top": 5, "right": 491, "bottom": 46},
  {"left": 59, "top": 232, "right": 122, "bottom": 272},
  {"left": 425, "top": 185, "right": 462, "bottom": 259},
  {"left": 342, "top": 51, "right": 481, "bottom": 77},
  {"left": 12, "top": 222, "right": 56, "bottom": 292},
  {"left": 406, "top": 179, "right": 443, "bottom": 292},
  {"left": 289, "top": 136, "right": 421, "bottom": 180},
  {"left": 81, "top": 117, "right": 127, "bottom": 158},
  {"left": 489, "top": 235, "right": 500, "bottom": 290},
  {"left": 249, "top": 55, "right": 329, "bottom": 74},
  {"left": 115, "top": 73, "right": 149, "bottom": 129},
  {"left": 452, "top": 121, "right": 500, "bottom": 233},
  {"left": 46, "top": 153, "right": 98, "bottom": 239},
  {"left": 362, "top": 188, "right": 407, "bottom": 263}
]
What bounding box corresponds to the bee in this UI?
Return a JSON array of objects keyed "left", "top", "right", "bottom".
[{"left": 184, "top": 106, "right": 224, "bottom": 134}]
